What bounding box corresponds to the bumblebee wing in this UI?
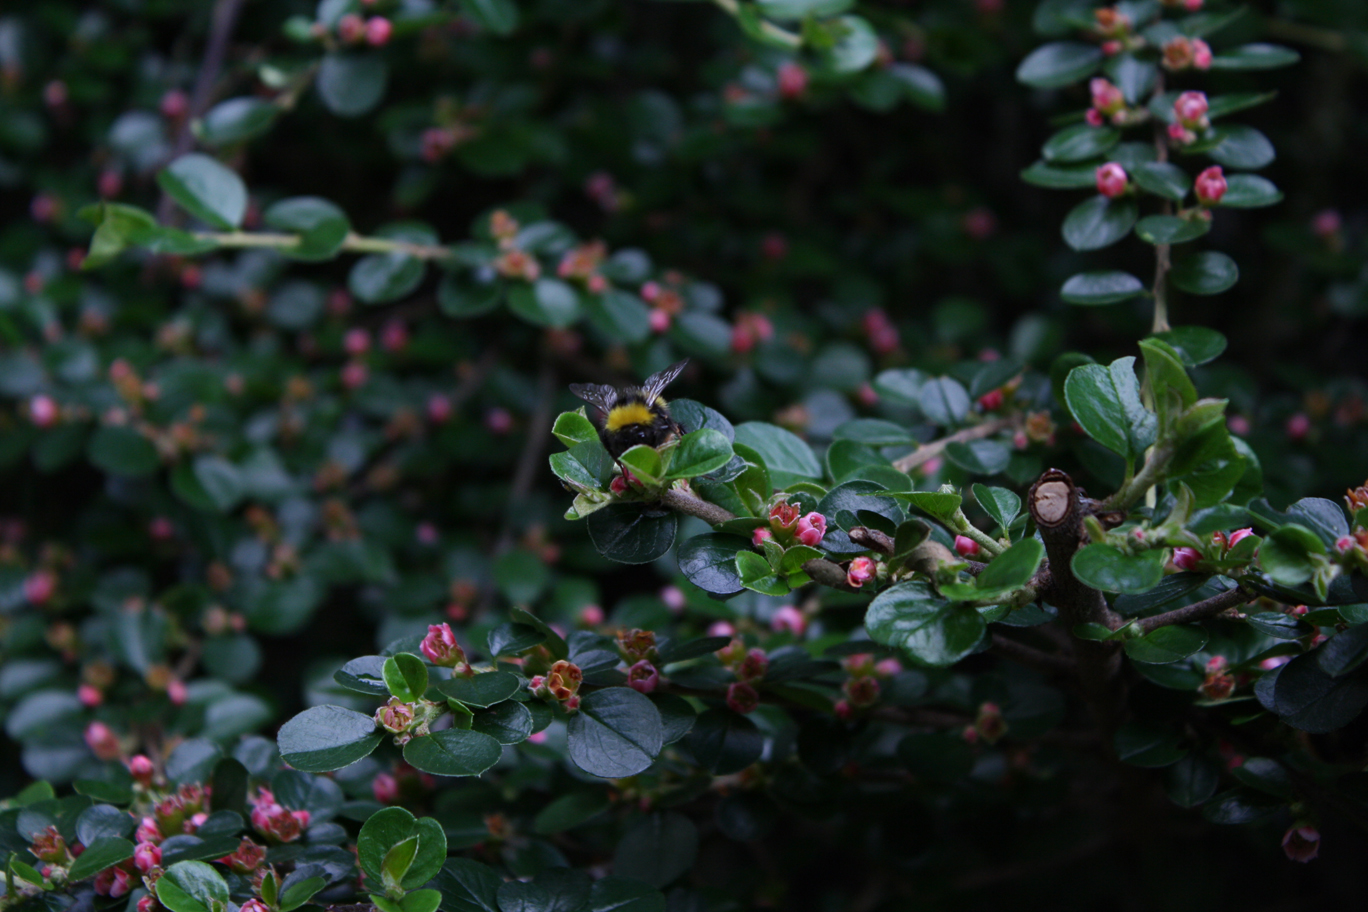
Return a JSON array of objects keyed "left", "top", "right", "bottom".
[
  {"left": 642, "top": 359, "right": 688, "bottom": 402},
  {"left": 568, "top": 382, "right": 618, "bottom": 417}
]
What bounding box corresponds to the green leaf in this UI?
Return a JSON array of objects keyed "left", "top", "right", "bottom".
[
  {"left": 402, "top": 728, "right": 503, "bottom": 777},
  {"left": 618, "top": 444, "right": 664, "bottom": 486},
  {"left": 684, "top": 709, "right": 764, "bottom": 775},
  {"left": 890, "top": 490, "right": 962, "bottom": 524},
  {"left": 1020, "top": 160, "right": 1099, "bottom": 189},
  {"left": 1105, "top": 53, "right": 1156, "bottom": 104},
  {"left": 586, "top": 503, "right": 678, "bottom": 564},
  {"left": 1256, "top": 653, "right": 1368, "bottom": 733},
  {"left": 277, "top": 705, "right": 382, "bottom": 772},
  {"left": 264, "top": 196, "right": 351, "bottom": 261},
  {"left": 349, "top": 224, "right": 433, "bottom": 304},
  {"left": 316, "top": 53, "right": 388, "bottom": 117},
  {"left": 1041, "top": 124, "right": 1119, "bottom": 164},
  {"left": 156, "top": 861, "right": 231, "bottom": 912},
  {"left": 1114, "top": 722, "right": 1187, "bottom": 768},
  {"left": 381, "top": 836, "right": 419, "bottom": 894},
  {"left": 1138, "top": 338, "right": 1198, "bottom": 412},
  {"left": 434, "top": 858, "right": 502, "bottom": 912},
  {"left": 1016, "top": 41, "right": 1103, "bottom": 88},
  {"left": 1123, "top": 625, "right": 1209, "bottom": 664},
  {"left": 458, "top": 0, "right": 520, "bottom": 34},
  {"left": 434, "top": 671, "right": 521, "bottom": 708},
  {"left": 1071, "top": 545, "right": 1164, "bottom": 594},
  {"left": 663, "top": 429, "right": 733, "bottom": 479},
  {"left": 157, "top": 153, "right": 247, "bottom": 230},
  {"left": 584, "top": 289, "right": 651, "bottom": 343},
  {"left": 612, "top": 812, "right": 699, "bottom": 889},
  {"left": 1063, "top": 357, "right": 1155, "bottom": 460},
  {"left": 470, "top": 701, "right": 533, "bottom": 744},
  {"left": 196, "top": 97, "right": 279, "bottom": 147},
  {"left": 735, "top": 549, "right": 789, "bottom": 597},
  {"left": 1153, "top": 326, "right": 1227, "bottom": 367},
  {"left": 1205, "top": 125, "right": 1275, "bottom": 170},
  {"left": 438, "top": 271, "right": 501, "bottom": 318},
  {"left": 280, "top": 876, "right": 328, "bottom": 912},
  {"left": 67, "top": 836, "right": 135, "bottom": 881},
  {"left": 507, "top": 278, "right": 582, "bottom": 328},
  {"left": 817, "top": 16, "right": 879, "bottom": 74},
  {"left": 733, "top": 421, "right": 821, "bottom": 488},
  {"left": 1131, "top": 161, "right": 1191, "bottom": 201},
  {"left": 972, "top": 484, "right": 1021, "bottom": 533},
  {"left": 399, "top": 891, "right": 442, "bottom": 912},
  {"left": 358, "top": 808, "right": 448, "bottom": 892},
  {"left": 1170, "top": 251, "right": 1238, "bottom": 295},
  {"left": 1258, "top": 524, "right": 1325, "bottom": 586},
  {"left": 552, "top": 410, "right": 599, "bottom": 447},
  {"left": 1060, "top": 271, "right": 1146, "bottom": 306},
  {"left": 1318, "top": 625, "right": 1368, "bottom": 678},
  {"left": 944, "top": 439, "right": 1011, "bottom": 476},
  {"left": 1209, "top": 43, "right": 1300, "bottom": 70},
  {"left": 383, "top": 653, "right": 428, "bottom": 703},
  {"left": 1165, "top": 754, "right": 1219, "bottom": 807},
  {"left": 1135, "top": 215, "right": 1210, "bottom": 245},
  {"left": 832, "top": 418, "right": 914, "bottom": 446},
  {"left": 1201, "top": 787, "right": 1283, "bottom": 825},
  {"left": 585, "top": 878, "right": 665, "bottom": 912},
  {"left": 88, "top": 425, "right": 160, "bottom": 477},
  {"left": 975, "top": 538, "right": 1044, "bottom": 595},
  {"left": 1219, "top": 174, "right": 1282, "bottom": 208},
  {"left": 533, "top": 791, "right": 612, "bottom": 835},
  {"left": 866, "top": 581, "right": 985, "bottom": 667},
  {"left": 677, "top": 533, "right": 748, "bottom": 595},
  {"left": 1244, "top": 611, "right": 1309, "bottom": 640},
  {"left": 566, "top": 687, "right": 665, "bottom": 778},
  {"left": 1231, "top": 757, "right": 1294, "bottom": 799},
  {"left": 1062, "top": 196, "right": 1137, "bottom": 252},
  {"left": 888, "top": 63, "right": 946, "bottom": 112},
  {"left": 918, "top": 376, "right": 970, "bottom": 426}
]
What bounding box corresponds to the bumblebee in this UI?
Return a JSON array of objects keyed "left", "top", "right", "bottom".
[{"left": 570, "top": 359, "right": 688, "bottom": 461}]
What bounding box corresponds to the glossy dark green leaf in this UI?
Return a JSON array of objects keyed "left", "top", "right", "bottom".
[
  {"left": 586, "top": 504, "right": 678, "bottom": 564},
  {"left": 1061, "top": 271, "right": 1146, "bottom": 306},
  {"left": 972, "top": 484, "right": 1021, "bottom": 532},
  {"left": 1123, "top": 625, "right": 1209, "bottom": 664},
  {"left": 157, "top": 153, "right": 247, "bottom": 230},
  {"left": 196, "top": 97, "right": 279, "bottom": 147},
  {"left": 817, "top": 16, "right": 879, "bottom": 74},
  {"left": 1016, "top": 41, "right": 1103, "bottom": 88},
  {"left": 507, "top": 278, "right": 582, "bottom": 328},
  {"left": 664, "top": 429, "right": 733, "bottom": 479},
  {"left": 1152, "top": 326, "right": 1227, "bottom": 366},
  {"left": 1020, "top": 160, "right": 1100, "bottom": 189},
  {"left": 1063, "top": 357, "right": 1154, "bottom": 460},
  {"left": 67, "top": 836, "right": 135, "bottom": 881},
  {"left": 866, "top": 581, "right": 985, "bottom": 667},
  {"left": 585, "top": 878, "right": 665, "bottom": 912},
  {"left": 1170, "top": 251, "right": 1238, "bottom": 295},
  {"left": 1062, "top": 196, "right": 1137, "bottom": 252},
  {"left": 435, "top": 671, "right": 521, "bottom": 708},
  {"left": 383, "top": 653, "right": 428, "bottom": 703},
  {"left": 1165, "top": 754, "right": 1219, "bottom": 807},
  {"left": 264, "top": 196, "right": 351, "bottom": 261},
  {"left": 918, "top": 376, "right": 970, "bottom": 426},
  {"left": 1219, "top": 174, "right": 1282, "bottom": 208},
  {"left": 684, "top": 709, "right": 764, "bottom": 775},
  {"left": 156, "top": 861, "right": 231, "bottom": 912},
  {"left": 1231, "top": 757, "right": 1294, "bottom": 799},
  {"left": 1258, "top": 523, "right": 1325, "bottom": 586},
  {"left": 402, "top": 729, "right": 502, "bottom": 777},
  {"left": 277, "top": 705, "right": 382, "bottom": 772},
  {"left": 1131, "top": 161, "right": 1191, "bottom": 201},
  {"left": 612, "top": 813, "right": 698, "bottom": 889},
  {"left": 1201, "top": 787, "right": 1282, "bottom": 825},
  {"left": 1071, "top": 545, "right": 1164, "bottom": 594},
  {"left": 88, "top": 426, "right": 160, "bottom": 477},
  {"left": 566, "top": 687, "right": 664, "bottom": 778},
  {"left": 533, "top": 791, "right": 612, "bottom": 835},
  {"left": 1318, "top": 625, "right": 1368, "bottom": 678},
  {"left": 944, "top": 438, "right": 1011, "bottom": 475},
  {"left": 733, "top": 422, "right": 821, "bottom": 488},
  {"left": 676, "top": 533, "right": 747, "bottom": 595},
  {"left": 1256, "top": 653, "right": 1368, "bottom": 733},
  {"left": 349, "top": 224, "right": 433, "bottom": 304},
  {"left": 1135, "top": 215, "right": 1210, "bottom": 245},
  {"left": 458, "top": 0, "right": 520, "bottom": 34},
  {"left": 1208, "top": 43, "right": 1300, "bottom": 70},
  {"left": 1041, "top": 124, "right": 1119, "bottom": 163},
  {"left": 434, "top": 858, "right": 502, "bottom": 912},
  {"left": 1206, "top": 125, "right": 1275, "bottom": 170},
  {"left": 1114, "top": 721, "right": 1187, "bottom": 767},
  {"left": 316, "top": 53, "right": 388, "bottom": 117}
]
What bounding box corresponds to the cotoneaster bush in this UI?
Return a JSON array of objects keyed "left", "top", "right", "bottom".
[{"left": 3, "top": 1, "right": 1368, "bottom": 911}]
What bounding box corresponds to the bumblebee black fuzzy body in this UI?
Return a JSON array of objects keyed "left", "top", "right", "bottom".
[{"left": 570, "top": 360, "right": 688, "bottom": 461}]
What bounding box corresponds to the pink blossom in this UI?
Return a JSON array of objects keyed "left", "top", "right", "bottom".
[
  {"left": 1095, "top": 162, "right": 1129, "bottom": 199},
  {"left": 485, "top": 407, "right": 513, "bottom": 434},
  {"left": 340, "top": 360, "right": 368, "bottom": 390},
  {"left": 739, "top": 649, "right": 769, "bottom": 682},
  {"left": 1089, "top": 78, "right": 1124, "bottom": 116},
  {"left": 78, "top": 684, "right": 103, "bottom": 707},
  {"left": 795, "top": 512, "right": 827, "bottom": 547},
  {"left": 1173, "top": 91, "right": 1209, "bottom": 129},
  {"left": 373, "top": 772, "right": 400, "bottom": 804},
  {"left": 875, "top": 658, "right": 903, "bottom": 677},
  {"left": 707, "top": 620, "right": 736, "bottom": 638},
  {"left": 770, "top": 604, "right": 807, "bottom": 636},
  {"left": 627, "top": 661, "right": 660, "bottom": 694},
  {"left": 24, "top": 570, "right": 56, "bottom": 604},
  {"left": 1226, "top": 527, "right": 1255, "bottom": 550},
  {"left": 1311, "top": 209, "right": 1342, "bottom": 238},
  {"left": 1192, "top": 38, "right": 1213, "bottom": 68},
  {"left": 777, "top": 62, "right": 808, "bottom": 100},
  {"left": 128, "top": 755, "right": 155, "bottom": 785},
  {"left": 427, "top": 393, "right": 453, "bottom": 423},
  {"left": 1282, "top": 825, "right": 1320, "bottom": 863},
  {"left": 660, "top": 585, "right": 686, "bottom": 612},
  {"left": 364, "top": 16, "right": 393, "bottom": 46},
  {"left": 847, "top": 556, "right": 877, "bottom": 588},
  {"left": 420, "top": 623, "right": 466, "bottom": 668},
  {"left": 648, "top": 309, "right": 671, "bottom": 333},
  {"left": 1286, "top": 412, "right": 1311, "bottom": 441},
  {"left": 160, "top": 89, "right": 189, "bottom": 119},
  {"left": 85, "top": 721, "right": 121, "bottom": 760},
  {"left": 337, "top": 13, "right": 365, "bottom": 43},
  {"left": 133, "top": 842, "right": 161, "bottom": 873},
  {"left": 639, "top": 281, "right": 662, "bottom": 303},
  {"left": 726, "top": 682, "right": 760, "bottom": 714},
  {"left": 579, "top": 604, "right": 604, "bottom": 625},
  {"left": 978, "top": 388, "right": 1004, "bottom": 411},
  {"left": 167, "top": 679, "right": 188, "bottom": 705},
  {"left": 953, "top": 535, "right": 981, "bottom": 558}
]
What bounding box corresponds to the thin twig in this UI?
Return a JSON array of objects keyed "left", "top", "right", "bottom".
[
  {"left": 659, "top": 486, "right": 737, "bottom": 525},
  {"left": 156, "top": 0, "right": 247, "bottom": 223},
  {"left": 990, "top": 633, "right": 1076, "bottom": 676},
  {"left": 495, "top": 363, "right": 558, "bottom": 556},
  {"left": 1135, "top": 584, "right": 1252, "bottom": 634},
  {"left": 892, "top": 417, "right": 1015, "bottom": 474}
]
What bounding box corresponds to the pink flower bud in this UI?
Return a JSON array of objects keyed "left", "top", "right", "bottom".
[
  {"left": 44, "top": 80, "right": 68, "bottom": 107},
  {"left": 85, "top": 721, "right": 121, "bottom": 760},
  {"left": 136, "top": 818, "right": 162, "bottom": 844},
  {"left": 138, "top": 896, "right": 158, "bottom": 912},
  {"left": 627, "top": 660, "right": 660, "bottom": 694},
  {"left": 648, "top": 309, "right": 671, "bottom": 333},
  {"left": 770, "top": 604, "right": 807, "bottom": 636},
  {"left": 1192, "top": 38, "right": 1213, "bottom": 69},
  {"left": 739, "top": 649, "right": 769, "bottom": 682},
  {"left": 1227, "top": 414, "right": 1250, "bottom": 436},
  {"left": 376, "top": 699, "right": 415, "bottom": 734},
  {"left": 98, "top": 170, "right": 123, "bottom": 199},
  {"left": 1311, "top": 209, "right": 1341, "bottom": 238},
  {"left": 578, "top": 604, "right": 604, "bottom": 626},
  {"left": 427, "top": 393, "right": 453, "bottom": 424},
  {"left": 133, "top": 842, "right": 161, "bottom": 873},
  {"left": 365, "top": 16, "right": 393, "bottom": 46},
  {"left": 167, "top": 679, "right": 188, "bottom": 705},
  {"left": 761, "top": 232, "right": 788, "bottom": 261},
  {"left": 124, "top": 756, "right": 154, "bottom": 787},
  {"left": 847, "top": 556, "right": 877, "bottom": 588},
  {"left": 29, "top": 394, "right": 60, "bottom": 428},
  {"left": 953, "top": 535, "right": 981, "bottom": 558},
  {"left": 373, "top": 772, "right": 399, "bottom": 804},
  {"left": 586, "top": 274, "right": 608, "bottom": 294},
  {"left": 1089, "top": 78, "right": 1124, "bottom": 115},
  {"left": 795, "top": 512, "right": 827, "bottom": 547},
  {"left": 160, "top": 89, "right": 189, "bottom": 119},
  {"left": 1172, "top": 547, "right": 1202, "bottom": 571},
  {"left": 1260, "top": 655, "right": 1291, "bottom": 670},
  {"left": 875, "top": 658, "right": 903, "bottom": 677},
  {"left": 1282, "top": 825, "right": 1320, "bottom": 863},
  {"left": 240, "top": 900, "right": 271, "bottom": 912},
  {"left": 660, "top": 585, "right": 686, "bottom": 613},
  {"left": 380, "top": 319, "right": 408, "bottom": 352},
  {"left": 1183, "top": 0, "right": 1203, "bottom": 10},
  {"left": 977, "top": 388, "right": 1004, "bottom": 411},
  {"left": 707, "top": 620, "right": 736, "bottom": 638},
  {"left": 1173, "top": 91, "right": 1209, "bottom": 129},
  {"left": 726, "top": 682, "right": 760, "bottom": 715},
  {"left": 1085, "top": 108, "right": 1105, "bottom": 127},
  {"left": 1194, "top": 165, "right": 1227, "bottom": 206},
  {"left": 1095, "top": 162, "right": 1129, "bottom": 199},
  {"left": 420, "top": 623, "right": 467, "bottom": 668},
  {"left": 1286, "top": 412, "right": 1311, "bottom": 442},
  {"left": 1167, "top": 122, "right": 1196, "bottom": 145},
  {"left": 341, "top": 360, "right": 368, "bottom": 390},
  {"left": 24, "top": 569, "right": 56, "bottom": 604},
  {"left": 975, "top": 701, "right": 1007, "bottom": 743},
  {"left": 485, "top": 407, "right": 513, "bottom": 434},
  {"left": 343, "top": 327, "right": 371, "bottom": 356},
  {"left": 962, "top": 207, "right": 997, "bottom": 241},
  {"left": 639, "top": 281, "right": 662, "bottom": 303},
  {"left": 1226, "top": 527, "right": 1255, "bottom": 550},
  {"left": 337, "top": 13, "right": 365, "bottom": 43},
  {"left": 78, "top": 684, "right": 103, "bottom": 707},
  {"left": 777, "top": 61, "right": 808, "bottom": 100}
]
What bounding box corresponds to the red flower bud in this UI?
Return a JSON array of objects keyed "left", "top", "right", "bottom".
[
  {"left": 364, "top": 16, "right": 393, "bottom": 46},
  {"left": 953, "top": 535, "right": 981, "bottom": 558},
  {"left": 627, "top": 660, "right": 659, "bottom": 694},
  {"left": 420, "top": 623, "right": 467, "bottom": 668},
  {"left": 1173, "top": 91, "right": 1209, "bottom": 129},
  {"left": 85, "top": 721, "right": 121, "bottom": 760},
  {"left": 133, "top": 842, "right": 161, "bottom": 873},
  {"left": 846, "top": 556, "right": 877, "bottom": 588},
  {"left": 776, "top": 61, "right": 807, "bottom": 100},
  {"left": 770, "top": 604, "right": 806, "bottom": 636},
  {"left": 795, "top": 512, "right": 826, "bottom": 547},
  {"left": 1095, "top": 162, "right": 1129, "bottom": 199},
  {"left": 1194, "top": 165, "right": 1227, "bottom": 206},
  {"left": 726, "top": 682, "right": 760, "bottom": 715},
  {"left": 1172, "top": 547, "right": 1202, "bottom": 571}
]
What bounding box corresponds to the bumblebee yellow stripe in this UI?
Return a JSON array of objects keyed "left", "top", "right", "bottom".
[{"left": 605, "top": 402, "right": 653, "bottom": 431}]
